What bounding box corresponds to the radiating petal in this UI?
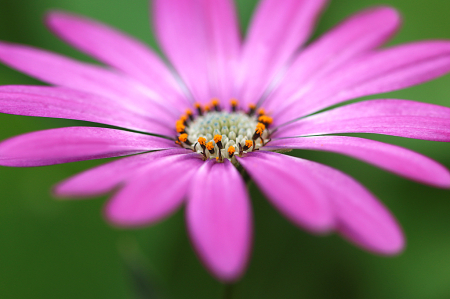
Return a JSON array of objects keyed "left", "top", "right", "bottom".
[
  {"left": 237, "top": 151, "right": 333, "bottom": 232},
  {"left": 153, "top": 0, "right": 240, "bottom": 104},
  {"left": 238, "top": 0, "right": 328, "bottom": 105},
  {"left": 105, "top": 153, "right": 203, "bottom": 226},
  {"left": 0, "top": 127, "right": 176, "bottom": 167},
  {"left": 0, "top": 85, "right": 175, "bottom": 136},
  {"left": 273, "top": 41, "right": 450, "bottom": 123},
  {"left": 55, "top": 149, "right": 190, "bottom": 198},
  {"left": 275, "top": 99, "right": 450, "bottom": 142},
  {"left": 264, "top": 136, "right": 450, "bottom": 188},
  {"left": 46, "top": 11, "right": 188, "bottom": 106},
  {"left": 0, "top": 41, "right": 185, "bottom": 112},
  {"left": 187, "top": 159, "right": 252, "bottom": 282},
  {"left": 278, "top": 154, "right": 404, "bottom": 254},
  {"left": 264, "top": 6, "right": 400, "bottom": 110}
]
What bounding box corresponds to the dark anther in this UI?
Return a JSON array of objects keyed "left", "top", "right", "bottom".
[
  {"left": 252, "top": 131, "right": 261, "bottom": 141},
  {"left": 238, "top": 143, "right": 244, "bottom": 156},
  {"left": 194, "top": 103, "right": 203, "bottom": 116}
]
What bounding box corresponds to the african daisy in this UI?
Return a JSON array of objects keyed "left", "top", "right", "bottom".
[{"left": 1, "top": 0, "right": 450, "bottom": 282}]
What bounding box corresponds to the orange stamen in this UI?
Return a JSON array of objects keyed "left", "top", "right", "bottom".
[
  {"left": 198, "top": 137, "right": 206, "bottom": 146},
  {"left": 228, "top": 146, "right": 236, "bottom": 156},
  {"left": 194, "top": 102, "right": 203, "bottom": 115},
  {"left": 176, "top": 120, "right": 186, "bottom": 133},
  {"left": 258, "top": 115, "right": 273, "bottom": 125},
  {"left": 213, "top": 134, "right": 222, "bottom": 143},
  {"left": 230, "top": 98, "right": 239, "bottom": 112},
  {"left": 206, "top": 141, "right": 214, "bottom": 151},
  {"left": 211, "top": 98, "right": 220, "bottom": 106},
  {"left": 255, "top": 123, "right": 265, "bottom": 135},
  {"left": 178, "top": 133, "right": 188, "bottom": 142}
]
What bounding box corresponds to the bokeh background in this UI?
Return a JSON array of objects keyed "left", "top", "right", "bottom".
[{"left": 1, "top": 0, "right": 450, "bottom": 298}]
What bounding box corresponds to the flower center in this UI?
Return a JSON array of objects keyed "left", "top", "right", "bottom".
[{"left": 175, "top": 99, "right": 272, "bottom": 162}]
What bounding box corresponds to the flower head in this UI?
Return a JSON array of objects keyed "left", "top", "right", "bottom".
[{"left": 1, "top": 0, "right": 450, "bottom": 282}]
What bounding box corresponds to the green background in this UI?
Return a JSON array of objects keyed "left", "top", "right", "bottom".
[{"left": 1, "top": 0, "right": 450, "bottom": 298}]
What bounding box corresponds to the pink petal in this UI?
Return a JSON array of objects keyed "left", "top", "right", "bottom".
[
  {"left": 238, "top": 0, "right": 328, "bottom": 105},
  {"left": 153, "top": 0, "right": 240, "bottom": 104},
  {"left": 0, "top": 85, "right": 175, "bottom": 136},
  {"left": 275, "top": 99, "right": 450, "bottom": 142},
  {"left": 187, "top": 159, "right": 252, "bottom": 282},
  {"left": 264, "top": 136, "right": 450, "bottom": 188},
  {"left": 46, "top": 11, "right": 187, "bottom": 106},
  {"left": 105, "top": 153, "right": 203, "bottom": 227},
  {"left": 55, "top": 149, "right": 190, "bottom": 198},
  {"left": 273, "top": 41, "right": 450, "bottom": 123},
  {"left": 277, "top": 154, "right": 404, "bottom": 254},
  {"left": 0, "top": 42, "right": 183, "bottom": 113},
  {"left": 237, "top": 151, "right": 333, "bottom": 233},
  {"left": 264, "top": 6, "right": 400, "bottom": 110},
  {"left": 0, "top": 127, "right": 177, "bottom": 167}
]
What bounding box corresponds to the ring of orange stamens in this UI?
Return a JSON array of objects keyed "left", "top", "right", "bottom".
[{"left": 175, "top": 100, "right": 271, "bottom": 161}]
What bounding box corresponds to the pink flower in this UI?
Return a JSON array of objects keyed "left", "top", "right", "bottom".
[{"left": 1, "top": 0, "right": 450, "bottom": 282}]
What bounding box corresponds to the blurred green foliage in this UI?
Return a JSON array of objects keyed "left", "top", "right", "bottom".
[{"left": 1, "top": 0, "right": 450, "bottom": 298}]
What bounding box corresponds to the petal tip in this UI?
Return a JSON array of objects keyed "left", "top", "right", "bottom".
[
  {"left": 433, "top": 169, "right": 450, "bottom": 189},
  {"left": 103, "top": 201, "right": 140, "bottom": 228},
  {"left": 51, "top": 182, "right": 94, "bottom": 200},
  {"left": 375, "top": 236, "right": 406, "bottom": 256},
  {"left": 190, "top": 233, "right": 251, "bottom": 283},
  {"left": 51, "top": 184, "right": 70, "bottom": 199}
]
